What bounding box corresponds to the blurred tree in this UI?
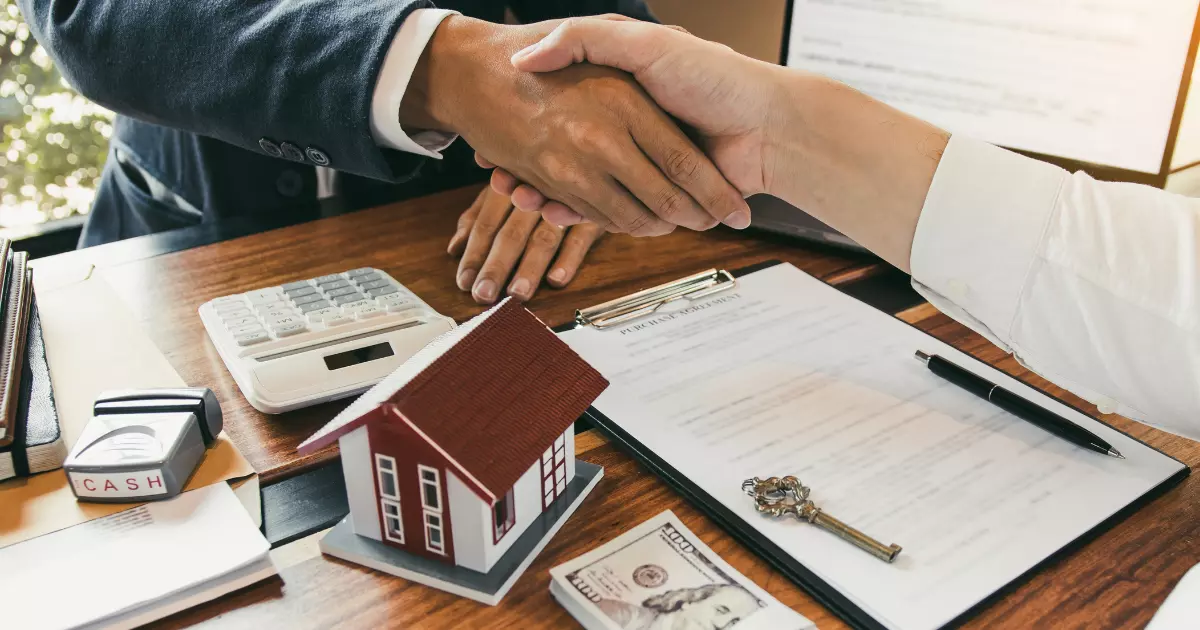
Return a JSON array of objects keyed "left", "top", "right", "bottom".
[{"left": 0, "top": 0, "right": 112, "bottom": 229}]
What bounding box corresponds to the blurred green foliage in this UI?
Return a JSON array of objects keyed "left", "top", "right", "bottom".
[{"left": 0, "top": 0, "right": 112, "bottom": 229}]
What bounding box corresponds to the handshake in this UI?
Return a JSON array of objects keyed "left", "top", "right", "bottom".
[
  {"left": 424, "top": 14, "right": 946, "bottom": 303},
  {"left": 413, "top": 16, "right": 814, "bottom": 303}
]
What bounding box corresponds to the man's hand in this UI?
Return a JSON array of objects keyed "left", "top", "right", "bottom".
[
  {"left": 399, "top": 16, "right": 750, "bottom": 236},
  {"left": 449, "top": 186, "right": 603, "bottom": 305}
]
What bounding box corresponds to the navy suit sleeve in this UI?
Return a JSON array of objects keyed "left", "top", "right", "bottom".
[
  {"left": 507, "top": 0, "right": 656, "bottom": 24},
  {"left": 19, "top": 0, "right": 431, "bottom": 181}
]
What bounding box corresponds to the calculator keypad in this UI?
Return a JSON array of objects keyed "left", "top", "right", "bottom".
[{"left": 208, "top": 268, "right": 431, "bottom": 348}]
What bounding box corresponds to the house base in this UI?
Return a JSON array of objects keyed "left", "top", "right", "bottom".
[{"left": 319, "top": 460, "right": 603, "bottom": 605}]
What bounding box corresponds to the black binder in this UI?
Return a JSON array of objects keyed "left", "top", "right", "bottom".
[{"left": 555, "top": 260, "right": 1189, "bottom": 630}]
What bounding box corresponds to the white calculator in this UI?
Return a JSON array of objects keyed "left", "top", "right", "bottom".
[{"left": 199, "top": 267, "right": 455, "bottom": 413}]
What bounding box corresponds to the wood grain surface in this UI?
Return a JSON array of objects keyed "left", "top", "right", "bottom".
[
  {"left": 36, "top": 184, "right": 1198, "bottom": 628},
  {"left": 155, "top": 407, "right": 1200, "bottom": 630},
  {"left": 34, "top": 184, "right": 875, "bottom": 482}
]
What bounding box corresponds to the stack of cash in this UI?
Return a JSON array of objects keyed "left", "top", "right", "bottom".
[{"left": 550, "top": 511, "right": 816, "bottom": 630}]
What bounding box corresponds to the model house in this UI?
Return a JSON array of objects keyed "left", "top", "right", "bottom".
[{"left": 299, "top": 298, "right": 608, "bottom": 599}]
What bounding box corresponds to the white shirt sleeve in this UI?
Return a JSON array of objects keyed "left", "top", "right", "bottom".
[
  {"left": 910, "top": 135, "right": 1200, "bottom": 440},
  {"left": 370, "top": 8, "right": 460, "bottom": 158}
]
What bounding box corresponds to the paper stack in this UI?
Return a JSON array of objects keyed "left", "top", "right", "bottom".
[
  {"left": 0, "top": 482, "right": 275, "bottom": 630},
  {"left": 550, "top": 511, "right": 814, "bottom": 630}
]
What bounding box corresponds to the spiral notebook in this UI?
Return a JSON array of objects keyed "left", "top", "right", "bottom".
[{"left": 555, "top": 261, "right": 1187, "bottom": 630}]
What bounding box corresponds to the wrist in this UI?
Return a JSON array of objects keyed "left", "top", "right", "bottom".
[
  {"left": 400, "top": 15, "right": 503, "bottom": 134},
  {"left": 759, "top": 66, "right": 800, "bottom": 201},
  {"left": 761, "top": 68, "right": 833, "bottom": 203}
]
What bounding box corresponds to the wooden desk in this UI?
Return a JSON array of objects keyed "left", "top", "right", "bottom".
[
  {"left": 34, "top": 184, "right": 874, "bottom": 483},
  {"left": 38, "top": 185, "right": 1199, "bottom": 628}
]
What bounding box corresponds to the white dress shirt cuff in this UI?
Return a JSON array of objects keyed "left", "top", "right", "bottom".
[
  {"left": 370, "top": 8, "right": 460, "bottom": 158},
  {"left": 909, "top": 135, "right": 1068, "bottom": 346}
]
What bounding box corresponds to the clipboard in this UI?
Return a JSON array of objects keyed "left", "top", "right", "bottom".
[{"left": 554, "top": 260, "right": 1189, "bottom": 630}]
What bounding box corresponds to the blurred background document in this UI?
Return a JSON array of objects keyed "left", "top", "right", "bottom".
[
  {"left": 559, "top": 263, "right": 1185, "bottom": 630},
  {"left": 785, "top": 0, "right": 1200, "bottom": 175}
]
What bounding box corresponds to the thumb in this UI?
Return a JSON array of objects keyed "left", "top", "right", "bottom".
[{"left": 510, "top": 17, "right": 668, "bottom": 75}]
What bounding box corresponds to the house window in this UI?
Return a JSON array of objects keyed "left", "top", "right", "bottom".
[
  {"left": 493, "top": 489, "right": 516, "bottom": 543},
  {"left": 541, "top": 433, "right": 568, "bottom": 509},
  {"left": 381, "top": 499, "right": 404, "bottom": 543},
  {"left": 424, "top": 512, "right": 446, "bottom": 554},
  {"left": 375, "top": 455, "right": 399, "bottom": 500},
  {"left": 418, "top": 465, "right": 446, "bottom": 555},
  {"left": 418, "top": 465, "right": 442, "bottom": 511}
]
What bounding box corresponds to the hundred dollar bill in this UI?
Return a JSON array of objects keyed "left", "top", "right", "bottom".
[{"left": 550, "top": 510, "right": 815, "bottom": 630}]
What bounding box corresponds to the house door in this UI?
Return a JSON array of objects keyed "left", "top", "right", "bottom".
[{"left": 541, "top": 433, "right": 567, "bottom": 509}]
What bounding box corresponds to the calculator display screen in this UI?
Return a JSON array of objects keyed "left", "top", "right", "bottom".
[{"left": 324, "top": 342, "right": 395, "bottom": 370}]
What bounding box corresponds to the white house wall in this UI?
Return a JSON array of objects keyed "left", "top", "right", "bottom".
[
  {"left": 565, "top": 428, "right": 576, "bottom": 483},
  {"left": 444, "top": 430, "right": 578, "bottom": 574},
  {"left": 447, "top": 469, "right": 489, "bottom": 573},
  {"left": 340, "top": 426, "right": 381, "bottom": 542},
  {"left": 483, "top": 459, "right": 542, "bottom": 569}
]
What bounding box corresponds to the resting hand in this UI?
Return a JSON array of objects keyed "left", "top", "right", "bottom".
[
  {"left": 448, "top": 186, "right": 602, "bottom": 305},
  {"left": 401, "top": 16, "right": 750, "bottom": 235},
  {"left": 482, "top": 15, "right": 784, "bottom": 223}
]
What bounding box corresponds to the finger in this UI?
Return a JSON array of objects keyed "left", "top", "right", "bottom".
[
  {"left": 490, "top": 168, "right": 520, "bottom": 196},
  {"left": 475, "top": 153, "right": 497, "bottom": 169},
  {"left": 542, "top": 201, "right": 585, "bottom": 226},
  {"left": 609, "top": 134, "right": 717, "bottom": 231},
  {"left": 597, "top": 177, "right": 675, "bottom": 237},
  {"left": 448, "top": 188, "right": 487, "bottom": 256},
  {"left": 472, "top": 209, "right": 541, "bottom": 304},
  {"left": 507, "top": 220, "right": 567, "bottom": 302},
  {"left": 547, "top": 222, "right": 604, "bottom": 288},
  {"left": 511, "top": 17, "right": 673, "bottom": 75},
  {"left": 457, "top": 190, "right": 514, "bottom": 291},
  {"left": 511, "top": 184, "right": 547, "bottom": 212},
  {"left": 630, "top": 110, "right": 750, "bottom": 229}
]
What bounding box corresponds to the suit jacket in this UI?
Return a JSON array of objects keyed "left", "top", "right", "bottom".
[{"left": 18, "top": 0, "right": 653, "bottom": 246}]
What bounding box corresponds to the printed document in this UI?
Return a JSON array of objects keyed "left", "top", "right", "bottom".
[{"left": 559, "top": 264, "right": 1184, "bottom": 630}]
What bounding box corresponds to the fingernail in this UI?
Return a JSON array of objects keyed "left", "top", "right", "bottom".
[
  {"left": 722, "top": 210, "right": 752, "bottom": 230},
  {"left": 509, "top": 278, "right": 531, "bottom": 299},
  {"left": 457, "top": 269, "right": 477, "bottom": 291},
  {"left": 474, "top": 279, "right": 498, "bottom": 302},
  {"left": 548, "top": 268, "right": 568, "bottom": 284}
]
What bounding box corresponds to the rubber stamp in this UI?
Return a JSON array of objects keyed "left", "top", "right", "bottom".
[{"left": 64, "top": 388, "right": 223, "bottom": 503}]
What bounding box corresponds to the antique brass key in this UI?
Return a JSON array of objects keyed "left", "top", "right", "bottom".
[{"left": 742, "top": 476, "right": 902, "bottom": 563}]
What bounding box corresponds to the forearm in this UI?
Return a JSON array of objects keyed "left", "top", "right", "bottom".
[{"left": 765, "top": 70, "right": 948, "bottom": 271}]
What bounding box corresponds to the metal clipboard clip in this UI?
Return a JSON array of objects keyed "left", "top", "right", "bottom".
[{"left": 575, "top": 269, "right": 736, "bottom": 330}]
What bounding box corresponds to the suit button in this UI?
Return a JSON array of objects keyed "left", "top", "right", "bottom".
[
  {"left": 280, "top": 142, "right": 305, "bottom": 162},
  {"left": 258, "top": 138, "right": 282, "bottom": 158},
  {"left": 305, "top": 146, "right": 330, "bottom": 166},
  {"left": 276, "top": 170, "right": 304, "bottom": 198}
]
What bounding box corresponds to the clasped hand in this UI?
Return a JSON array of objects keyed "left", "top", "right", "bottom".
[{"left": 406, "top": 16, "right": 751, "bottom": 239}]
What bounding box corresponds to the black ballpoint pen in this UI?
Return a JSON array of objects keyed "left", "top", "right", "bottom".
[{"left": 914, "top": 350, "right": 1124, "bottom": 459}]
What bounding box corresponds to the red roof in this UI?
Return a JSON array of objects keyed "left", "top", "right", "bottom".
[{"left": 299, "top": 299, "right": 608, "bottom": 503}]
